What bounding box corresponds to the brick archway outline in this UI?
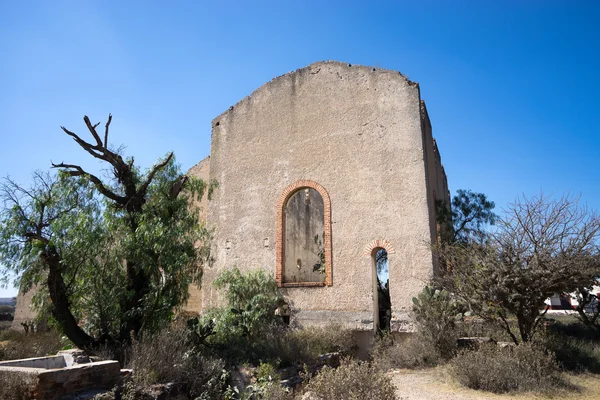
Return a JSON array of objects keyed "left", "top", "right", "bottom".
[
  {"left": 363, "top": 240, "right": 396, "bottom": 257},
  {"left": 276, "top": 180, "right": 332, "bottom": 287}
]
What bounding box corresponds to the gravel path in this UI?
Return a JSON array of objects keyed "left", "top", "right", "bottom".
[
  {"left": 391, "top": 368, "right": 496, "bottom": 400},
  {"left": 390, "top": 368, "right": 600, "bottom": 400}
]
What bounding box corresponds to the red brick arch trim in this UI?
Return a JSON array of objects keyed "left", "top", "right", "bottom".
[
  {"left": 363, "top": 240, "right": 396, "bottom": 256},
  {"left": 276, "top": 180, "right": 332, "bottom": 287}
]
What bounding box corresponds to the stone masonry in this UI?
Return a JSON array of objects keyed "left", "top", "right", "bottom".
[{"left": 187, "top": 61, "right": 450, "bottom": 331}]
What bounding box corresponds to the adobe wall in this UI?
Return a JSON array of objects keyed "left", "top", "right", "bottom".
[
  {"left": 184, "top": 156, "right": 211, "bottom": 314},
  {"left": 421, "top": 102, "right": 451, "bottom": 272},
  {"left": 11, "top": 284, "right": 39, "bottom": 331},
  {"left": 201, "top": 61, "right": 441, "bottom": 330}
]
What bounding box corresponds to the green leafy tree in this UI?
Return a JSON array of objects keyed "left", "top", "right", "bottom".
[
  {"left": 0, "top": 115, "right": 210, "bottom": 350},
  {"left": 437, "top": 189, "right": 497, "bottom": 244},
  {"left": 441, "top": 194, "right": 600, "bottom": 344}
]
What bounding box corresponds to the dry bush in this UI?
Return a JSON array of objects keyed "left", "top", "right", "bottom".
[
  {"left": 451, "top": 343, "right": 568, "bottom": 394},
  {"left": 128, "top": 326, "right": 226, "bottom": 399},
  {"left": 303, "top": 358, "right": 396, "bottom": 400},
  {"left": 258, "top": 384, "right": 292, "bottom": 400},
  {"left": 276, "top": 325, "right": 356, "bottom": 366},
  {"left": 224, "top": 323, "right": 356, "bottom": 367},
  {"left": 371, "top": 333, "right": 442, "bottom": 370},
  {"left": 0, "top": 330, "right": 63, "bottom": 361},
  {"left": 0, "top": 372, "right": 34, "bottom": 400}
]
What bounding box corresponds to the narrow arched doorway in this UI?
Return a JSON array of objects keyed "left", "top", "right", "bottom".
[{"left": 372, "top": 248, "right": 391, "bottom": 332}]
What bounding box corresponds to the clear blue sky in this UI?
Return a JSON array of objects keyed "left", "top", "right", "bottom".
[{"left": 1, "top": 1, "right": 599, "bottom": 296}]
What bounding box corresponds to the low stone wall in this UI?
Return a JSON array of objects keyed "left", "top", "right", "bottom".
[
  {"left": 34, "top": 360, "right": 120, "bottom": 399},
  {"left": 0, "top": 352, "right": 120, "bottom": 400}
]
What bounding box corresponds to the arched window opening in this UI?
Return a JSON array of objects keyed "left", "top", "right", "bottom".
[
  {"left": 284, "top": 188, "right": 326, "bottom": 284},
  {"left": 373, "top": 248, "right": 391, "bottom": 332},
  {"left": 276, "top": 180, "right": 332, "bottom": 287}
]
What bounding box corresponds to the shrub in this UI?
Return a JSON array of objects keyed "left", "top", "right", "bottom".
[
  {"left": 371, "top": 333, "right": 442, "bottom": 370},
  {"left": 451, "top": 343, "right": 567, "bottom": 394},
  {"left": 189, "top": 268, "right": 287, "bottom": 363},
  {"left": 212, "top": 267, "right": 285, "bottom": 341},
  {"left": 304, "top": 358, "right": 397, "bottom": 400},
  {"left": 128, "top": 326, "right": 227, "bottom": 399},
  {"left": 236, "top": 362, "right": 293, "bottom": 400},
  {"left": 412, "top": 286, "right": 462, "bottom": 360}
]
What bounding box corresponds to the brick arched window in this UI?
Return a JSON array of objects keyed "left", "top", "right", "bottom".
[{"left": 276, "top": 180, "right": 332, "bottom": 287}]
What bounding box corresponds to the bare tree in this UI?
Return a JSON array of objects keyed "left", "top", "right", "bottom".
[{"left": 440, "top": 194, "right": 600, "bottom": 344}]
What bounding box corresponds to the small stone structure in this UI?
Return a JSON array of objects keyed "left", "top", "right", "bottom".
[{"left": 0, "top": 349, "right": 120, "bottom": 399}]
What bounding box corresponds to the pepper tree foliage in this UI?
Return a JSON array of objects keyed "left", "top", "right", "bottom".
[
  {"left": 439, "top": 194, "right": 600, "bottom": 344},
  {"left": 0, "top": 115, "right": 211, "bottom": 350},
  {"left": 436, "top": 189, "right": 497, "bottom": 245}
]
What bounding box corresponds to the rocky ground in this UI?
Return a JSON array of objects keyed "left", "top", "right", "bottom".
[{"left": 391, "top": 368, "right": 600, "bottom": 400}]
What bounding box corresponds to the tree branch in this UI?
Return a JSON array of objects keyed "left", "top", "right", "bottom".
[
  {"left": 104, "top": 114, "right": 112, "bottom": 148},
  {"left": 51, "top": 162, "right": 125, "bottom": 204},
  {"left": 83, "top": 116, "right": 104, "bottom": 148},
  {"left": 137, "top": 152, "right": 174, "bottom": 198}
]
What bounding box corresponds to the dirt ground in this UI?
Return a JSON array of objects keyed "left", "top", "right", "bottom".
[{"left": 391, "top": 367, "right": 600, "bottom": 400}]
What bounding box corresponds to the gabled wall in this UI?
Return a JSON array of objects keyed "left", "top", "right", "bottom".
[{"left": 196, "top": 61, "right": 447, "bottom": 330}]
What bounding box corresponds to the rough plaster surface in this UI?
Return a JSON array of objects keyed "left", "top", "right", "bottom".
[
  {"left": 184, "top": 156, "right": 211, "bottom": 313},
  {"left": 11, "top": 284, "right": 39, "bottom": 331},
  {"left": 192, "top": 60, "right": 450, "bottom": 330}
]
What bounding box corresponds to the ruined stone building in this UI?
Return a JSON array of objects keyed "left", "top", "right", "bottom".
[
  {"left": 186, "top": 61, "right": 450, "bottom": 331},
  {"left": 12, "top": 61, "right": 449, "bottom": 332}
]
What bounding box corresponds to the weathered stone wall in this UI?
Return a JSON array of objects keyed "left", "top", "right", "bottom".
[
  {"left": 421, "top": 102, "right": 451, "bottom": 274},
  {"left": 184, "top": 156, "right": 211, "bottom": 314},
  {"left": 198, "top": 61, "right": 447, "bottom": 330},
  {"left": 11, "top": 284, "right": 39, "bottom": 331}
]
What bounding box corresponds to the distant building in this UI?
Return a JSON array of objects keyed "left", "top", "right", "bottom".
[{"left": 546, "top": 285, "right": 600, "bottom": 313}]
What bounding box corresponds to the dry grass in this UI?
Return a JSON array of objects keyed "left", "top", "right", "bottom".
[
  {"left": 0, "top": 330, "right": 63, "bottom": 361},
  {"left": 392, "top": 367, "right": 597, "bottom": 399},
  {"left": 127, "top": 326, "right": 226, "bottom": 399},
  {"left": 371, "top": 333, "right": 443, "bottom": 371}
]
